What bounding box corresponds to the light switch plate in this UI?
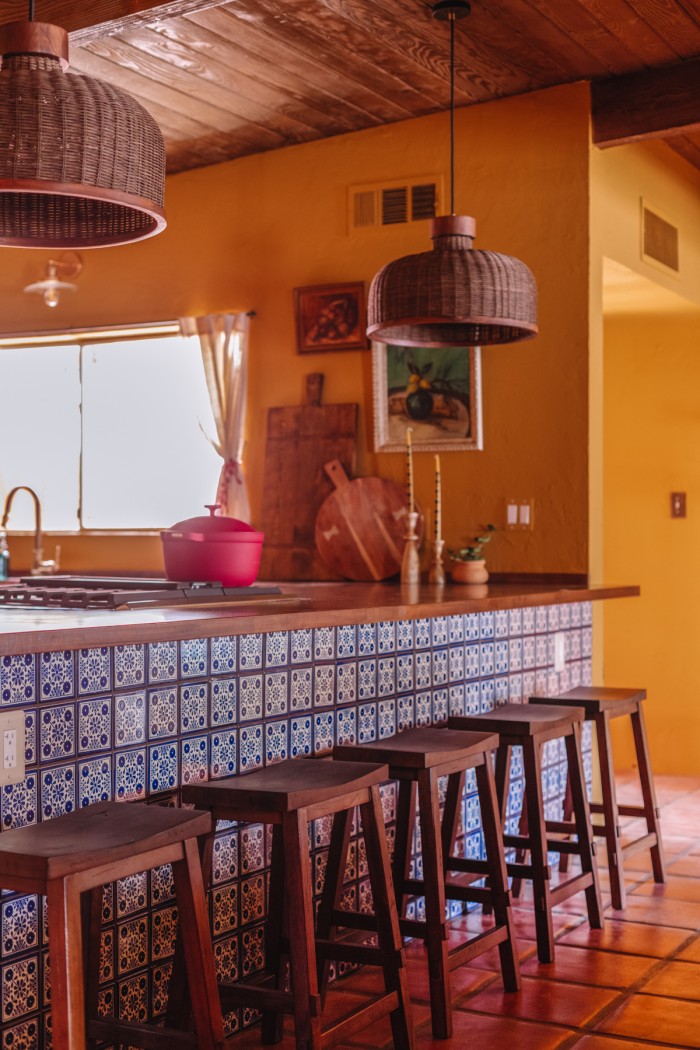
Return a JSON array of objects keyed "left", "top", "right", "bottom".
[{"left": 0, "top": 710, "right": 25, "bottom": 786}]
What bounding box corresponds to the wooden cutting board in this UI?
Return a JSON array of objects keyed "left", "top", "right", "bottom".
[
  {"left": 315, "top": 460, "right": 424, "bottom": 581},
  {"left": 258, "top": 374, "right": 358, "bottom": 580}
]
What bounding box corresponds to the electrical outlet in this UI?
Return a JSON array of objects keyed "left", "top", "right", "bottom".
[
  {"left": 553, "top": 632, "right": 566, "bottom": 674},
  {"left": 0, "top": 711, "right": 25, "bottom": 786},
  {"left": 506, "top": 499, "right": 519, "bottom": 528}
]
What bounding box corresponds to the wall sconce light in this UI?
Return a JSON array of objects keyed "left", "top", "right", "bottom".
[{"left": 24, "top": 252, "right": 83, "bottom": 308}]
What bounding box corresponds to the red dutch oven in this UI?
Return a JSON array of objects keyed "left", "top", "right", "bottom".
[{"left": 161, "top": 505, "right": 264, "bottom": 586}]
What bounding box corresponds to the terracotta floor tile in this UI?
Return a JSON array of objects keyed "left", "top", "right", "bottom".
[
  {"left": 669, "top": 856, "right": 700, "bottom": 878},
  {"left": 609, "top": 893, "right": 700, "bottom": 928},
  {"left": 557, "top": 918, "right": 691, "bottom": 957},
  {"left": 571, "top": 1036, "right": 677, "bottom": 1050},
  {"left": 630, "top": 874, "right": 700, "bottom": 903},
  {"left": 677, "top": 936, "right": 700, "bottom": 964},
  {"left": 638, "top": 960, "right": 700, "bottom": 1000},
  {"left": 521, "top": 944, "right": 657, "bottom": 989},
  {"left": 414, "top": 1009, "right": 574, "bottom": 1049},
  {"left": 464, "top": 975, "right": 619, "bottom": 1027},
  {"left": 595, "top": 992, "right": 700, "bottom": 1046}
]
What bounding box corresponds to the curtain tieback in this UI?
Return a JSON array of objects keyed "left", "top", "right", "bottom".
[{"left": 216, "top": 458, "right": 242, "bottom": 514}]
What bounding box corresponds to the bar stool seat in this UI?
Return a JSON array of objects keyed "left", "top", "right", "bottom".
[
  {"left": 536, "top": 687, "right": 666, "bottom": 909},
  {"left": 0, "top": 800, "right": 224, "bottom": 1050},
  {"left": 181, "top": 757, "right": 414, "bottom": 1050},
  {"left": 449, "top": 704, "right": 604, "bottom": 963},
  {"left": 333, "top": 727, "right": 521, "bottom": 1040}
]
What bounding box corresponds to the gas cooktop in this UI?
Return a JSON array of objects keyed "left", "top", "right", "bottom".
[{"left": 0, "top": 577, "right": 285, "bottom": 611}]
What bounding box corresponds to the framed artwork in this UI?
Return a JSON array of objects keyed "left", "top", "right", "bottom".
[
  {"left": 372, "top": 341, "right": 483, "bottom": 451},
  {"left": 293, "top": 282, "right": 367, "bottom": 353}
]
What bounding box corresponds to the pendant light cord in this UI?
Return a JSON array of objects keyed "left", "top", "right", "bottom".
[
  {"left": 449, "top": 12, "right": 455, "bottom": 215},
  {"left": 28, "top": 0, "right": 35, "bottom": 21}
]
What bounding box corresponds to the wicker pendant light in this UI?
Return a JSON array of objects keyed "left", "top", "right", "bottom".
[
  {"left": 367, "top": 0, "right": 537, "bottom": 347},
  {"left": 0, "top": 5, "right": 166, "bottom": 248}
]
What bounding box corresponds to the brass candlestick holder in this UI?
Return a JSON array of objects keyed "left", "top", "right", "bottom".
[
  {"left": 400, "top": 510, "right": 421, "bottom": 584},
  {"left": 428, "top": 538, "right": 445, "bottom": 585}
]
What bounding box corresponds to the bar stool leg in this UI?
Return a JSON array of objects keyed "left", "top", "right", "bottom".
[
  {"left": 282, "top": 809, "right": 323, "bottom": 1050},
  {"left": 594, "top": 711, "right": 626, "bottom": 909},
  {"left": 521, "top": 737, "right": 555, "bottom": 963},
  {"left": 360, "top": 785, "right": 414, "bottom": 1050},
  {"left": 47, "top": 875, "right": 88, "bottom": 1050},
  {"left": 630, "top": 705, "right": 667, "bottom": 884},
  {"left": 392, "top": 779, "right": 416, "bottom": 917},
  {"left": 84, "top": 886, "right": 104, "bottom": 1050},
  {"left": 559, "top": 778, "right": 573, "bottom": 874},
  {"left": 171, "top": 837, "right": 225, "bottom": 1050},
  {"left": 483, "top": 744, "right": 511, "bottom": 915},
  {"left": 416, "top": 767, "right": 452, "bottom": 1039},
  {"left": 475, "top": 759, "right": 521, "bottom": 991},
  {"left": 315, "top": 806, "right": 353, "bottom": 1000},
  {"left": 262, "top": 823, "right": 287, "bottom": 1044},
  {"left": 565, "top": 725, "right": 604, "bottom": 930}
]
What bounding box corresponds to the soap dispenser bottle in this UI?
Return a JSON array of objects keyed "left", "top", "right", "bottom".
[{"left": 0, "top": 530, "right": 9, "bottom": 581}]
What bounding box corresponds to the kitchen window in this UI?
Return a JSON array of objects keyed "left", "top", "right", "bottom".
[{"left": 0, "top": 327, "right": 220, "bottom": 532}]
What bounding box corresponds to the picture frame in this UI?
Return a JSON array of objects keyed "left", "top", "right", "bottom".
[
  {"left": 372, "top": 341, "right": 483, "bottom": 452},
  {"left": 293, "top": 282, "right": 367, "bottom": 354}
]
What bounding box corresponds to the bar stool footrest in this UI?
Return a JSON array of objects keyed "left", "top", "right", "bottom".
[
  {"left": 549, "top": 872, "right": 594, "bottom": 905},
  {"left": 618, "top": 804, "right": 648, "bottom": 818},
  {"left": 507, "top": 860, "right": 552, "bottom": 880},
  {"left": 320, "top": 991, "right": 400, "bottom": 1050},
  {"left": 447, "top": 924, "right": 509, "bottom": 971},
  {"left": 218, "top": 980, "right": 299, "bottom": 1015},
  {"left": 88, "top": 1018, "right": 199, "bottom": 1050},
  {"left": 314, "top": 939, "right": 387, "bottom": 967},
  {"left": 621, "top": 831, "right": 659, "bottom": 857}
]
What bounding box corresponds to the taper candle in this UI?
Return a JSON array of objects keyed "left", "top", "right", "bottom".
[
  {"left": 434, "top": 453, "right": 441, "bottom": 541},
  {"left": 406, "top": 427, "right": 414, "bottom": 511}
]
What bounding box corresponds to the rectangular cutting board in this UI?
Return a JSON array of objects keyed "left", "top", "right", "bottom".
[{"left": 258, "top": 374, "right": 358, "bottom": 580}]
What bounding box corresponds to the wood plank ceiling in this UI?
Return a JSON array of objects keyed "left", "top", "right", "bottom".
[{"left": 3, "top": 0, "right": 700, "bottom": 174}]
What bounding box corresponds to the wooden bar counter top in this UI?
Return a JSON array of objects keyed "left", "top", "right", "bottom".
[{"left": 0, "top": 579, "right": 639, "bottom": 657}]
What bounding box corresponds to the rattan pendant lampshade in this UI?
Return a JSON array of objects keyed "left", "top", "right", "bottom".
[
  {"left": 0, "top": 16, "right": 166, "bottom": 248},
  {"left": 367, "top": 1, "right": 537, "bottom": 347}
]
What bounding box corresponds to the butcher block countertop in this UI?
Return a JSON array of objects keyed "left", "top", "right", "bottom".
[{"left": 0, "top": 580, "right": 639, "bottom": 657}]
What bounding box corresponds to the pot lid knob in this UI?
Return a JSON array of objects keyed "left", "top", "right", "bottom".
[{"left": 205, "top": 504, "right": 221, "bottom": 517}]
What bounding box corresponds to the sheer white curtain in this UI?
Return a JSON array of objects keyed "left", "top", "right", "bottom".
[{"left": 179, "top": 313, "right": 251, "bottom": 521}]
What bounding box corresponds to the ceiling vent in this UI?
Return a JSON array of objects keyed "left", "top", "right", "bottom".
[
  {"left": 349, "top": 176, "right": 443, "bottom": 231},
  {"left": 641, "top": 200, "right": 680, "bottom": 275}
]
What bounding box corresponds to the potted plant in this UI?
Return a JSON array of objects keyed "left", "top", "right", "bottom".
[{"left": 448, "top": 524, "right": 496, "bottom": 584}]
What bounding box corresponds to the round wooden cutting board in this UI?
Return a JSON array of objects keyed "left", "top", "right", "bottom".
[{"left": 314, "top": 460, "right": 424, "bottom": 581}]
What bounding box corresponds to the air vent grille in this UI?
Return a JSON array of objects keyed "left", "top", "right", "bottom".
[
  {"left": 642, "top": 201, "right": 680, "bottom": 274},
  {"left": 349, "top": 175, "right": 442, "bottom": 231}
]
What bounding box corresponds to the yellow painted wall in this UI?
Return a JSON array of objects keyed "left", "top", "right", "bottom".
[
  {"left": 592, "top": 140, "right": 700, "bottom": 775},
  {"left": 0, "top": 83, "right": 591, "bottom": 575}
]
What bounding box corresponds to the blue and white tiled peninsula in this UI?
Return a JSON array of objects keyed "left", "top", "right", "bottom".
[{"left": 0, "top": 580, "right": 637, "bottom": 1046}]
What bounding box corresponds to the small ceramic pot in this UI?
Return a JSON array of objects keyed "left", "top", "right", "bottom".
[{"left": 450, "top": 559, "right": 489, "bottom": 584}]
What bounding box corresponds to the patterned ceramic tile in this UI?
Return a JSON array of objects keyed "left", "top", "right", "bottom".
[
  {"left": 180, "top": 638, "right": 208, "bottom": 678},
  {"left": 508, "top": 608, "right": 523, "bottom": 636},
  {"left": 432, "top": 688, "right": 448, "bottom": 723},
  {"left": 357, "top": 659, "right": 376, "bottom": 701},
  {"left": 180, "top": 682, "right": 208, "bottom": 733},
  {"left": 78, "top": 756, "right": 112, "bottom": 807},
  {"left": 448, "top": 684, "right": 465, "bottom": 717},
  {"left": 335, "top": 662, "right": 356, "bottom": 705},
  {"left": 151, "top": 906, "right": 177, "bottom": 963},
  {"left": 39, "top": 704, "right": 75, "bottom": 761},
  {"left": 210, "top": 677, "right": 237, "bottom": 727},
  {"left": 239, "top": 724, "right": 263, "bottom": 772},
  {"left": 1, "top": 956, "right": 39, "bottom": 1021},
  {"left": 181, "top": 735, "right": 208, "bottom": 785},
  {"left": 396, "top": 620, "right": 414, "bottom": 651},
  {"left": 313, "top": 712, "right": 334, "bottom": 754},
  {"left": 1, "top": 897, "right": 39, "bottom": 959},
  {"left": 448, "top": 646, "right": 464, "bottom": 682},
  {"left": 465, "top": 644, "right": 479, "bottom": 680},
  {"left": 290, "top": 716, "right": 312, "bottom": 758},
  {"left": 290, "top": 629, "right": 312, "bottom": 664},
  {"left": 40, "top": 764, "right": 75, "bottom": 819},
  {"left": 240, "top": 825, "right": 265, "bottom": 874},
  {"left": 22, "top": 712, "right": 35, "bottom": 767},
  {"left": 357, "top": 623, "right": 377, "bottom": 656},
  {"left": 479, "top": 642, "right": 494, "bottom": 677},
  {"left": 495, "top": 676, "right": 509, "bottom": 703},
  {"left": 335, "top": 706, "right": 356, "bottom": 746},
  {"left": 114, "top": 645, "right": 145, "bottom": 688},
  {"left": 115, "top": 691, "right": 146, "bottom": 746},
  {"left": 1, "top": 1018, "right": 40, "bottom": 1048},
  {"left": 147, "top": 641, "right": 178, "bottom": 684},
  {"left": 396, "top": 654, "right": 414, "bottom": 694},
  {"left": 415, "top": 691, "right": 431, "bottom": 726},
  {"left": 377, "top": 621, "right": 396, "bottom": 654},
  {"left": 0, "top": 776, "right": 37, "bottom": 831},
  {"left": 335, "top": 625, "right": 356, "bottom": 659},
  {"left": 238, "top": 634, "right": 263, "bottom": 670},
  {"left": 212, "top": 883, "right": 238, "bottom": 937},
  {"left": 523, "top": 636, "right": 536, "bottom": 670},
  {"left": 495, "top": 640, "right": 509, "bottom": 675},
  {"left": 522, "top": 607, "right": 536, "bottom": 635},
  {"left": 414, "top": 651, "right": 431, "bottom": 690},
  {"left": 313, "top": 627, "right": 335, "bottom": 661},
  {"left": 265, "top": 720, "right": 288, "bottom": 764},
  {"left": 465, "top": 682, "right": 480, "bottom": 715},
  {"left": 210, "top": 636, "right": 237, "bottom": 675},
  {"left": 464, "top": 613, "right": 479, "bottom": 641},
  {"left": 479, "top": 679, "right": 495, "bottom": 712},
  {"left": 479, "top": 611, "right": 494, "bottom": 639},
  {"left": 397, "top": 692, "right": 415, "bottom": 731},
  {"left": 116, "top": 872, "right": 148, "bottom": 919},
  {"left": 290, "top": 667, "right": 313, "bottom": 711},
  {"left": 413, "top": 619, "right": 431, "bottom": 650},
  {"left": 263, "top": 632, "right": 288, "bottom": 669},
  {"left": 238, "top": 675, "right": 263, "bottom": 721},
  {"left": 535, "top": 634, "right": 548, "bottom": 667},
  {"left": 377, "top": 658, "right": 395, "bottom": 698},
  {"left": 77, "top": 698, "right": 111, "bottom": 754},
  {"left": 240, "top": 925, "right": 264, "bottom": 977},
  {"left": 377, "top": 699, "right": 396, "bottom": 738},
  {"left": 313, "top": 665, "right": 335, "bottom": 707},
  {"left": 357, "top": 703, "right": 377, "bottom": 744},
  {"left": 39, "top": 651, "right": 74, "bottom": 701},
  {"left": 494, "top": 609, "right": 509, "bottom": 638},
  {"left": 118, "top": 972, "right": 148, "bottom": 1023},
  {"left": 535, "top": 606, "right": 549, "bottom": 632},
  {"left": 147, "top": 689, "right": 177, "bottom": 740},
  {"left": 1, "top": 655, "right": 35, "bottom": 707},
  {"left": 148, "top": 743, "right": 178, "bottom": 794},
  {"left": 432, "top": 649, "right": 448, "bottom": 686},
  {"left": 209, "top": 729, "right": 237, "bottom": 779},
  {"left": 114, "top": 749, "right": 146, "bottom": 801},
  {"left": 78, "top": 648, "right": 111, "bottom": 696}
]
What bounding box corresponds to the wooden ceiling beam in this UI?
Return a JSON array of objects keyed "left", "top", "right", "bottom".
[
  {"left": 0, "top": 1, "right": 231, "bottom": 45},
  {"left": 592, "top": 58, "right": 700, "bottom": 148}
]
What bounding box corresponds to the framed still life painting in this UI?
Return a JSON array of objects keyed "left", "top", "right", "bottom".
[
  {"left": 372, "top": 341, "right": 483, "bottom": 452},
  {"left": 293, "top": 282, "right": 367, "bottom": 353}
]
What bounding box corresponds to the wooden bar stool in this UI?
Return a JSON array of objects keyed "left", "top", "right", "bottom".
[
  {"left": 449, "top": 704, "right": 604, "bottom": 963},
  {"left": 333, "top": 727, "right": 521, "bottom": 1040},
  {"left": 181, "top": 757, "right": 414, "bottom": 1050},
  {"left": 0, "top": 800, "right": 224, "bottom": 1050},
  {"left": 536, "top": 687, "right": 666, "bottom": 909}
]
